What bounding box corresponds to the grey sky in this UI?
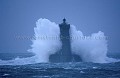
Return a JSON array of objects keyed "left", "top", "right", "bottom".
[{"left": 0, "top": 0, "right": 120, "bottom": 57}]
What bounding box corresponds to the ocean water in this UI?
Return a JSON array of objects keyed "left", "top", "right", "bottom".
[
  {"left": 0, "top": 53, "right": 34, "bottom": 60},
  {"left": 0, "top": 62, "right": 120, "bottom": 78}
]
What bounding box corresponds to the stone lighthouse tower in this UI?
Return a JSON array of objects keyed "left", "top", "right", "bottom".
[
  {"left": 58, "top": 18, "right": 72, "bottom": 62},
  {"left": 49, "top": 18, "right": 81, "bottom": 62},
  {"left": 49, "top": 18, "right": 72, "bottom": 62}
]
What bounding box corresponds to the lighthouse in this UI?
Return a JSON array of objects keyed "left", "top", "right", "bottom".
[
  {"left": 49, "top": 18, "right": 81, "bottom": 62},
  {"left": 58, "top": 18, "right": 72, "bottom": 62}
]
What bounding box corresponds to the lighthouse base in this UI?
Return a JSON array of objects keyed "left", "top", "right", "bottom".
[{"left": 49, "top": 52, "right": 82, "bottom": 63}]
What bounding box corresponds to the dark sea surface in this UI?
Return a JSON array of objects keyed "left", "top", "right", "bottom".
[
  {"left": 0, "top": 62, "right": 120, "bottom": 78},
  {"left": 0, "top": 53, "right": 120, "bottom": 78}
]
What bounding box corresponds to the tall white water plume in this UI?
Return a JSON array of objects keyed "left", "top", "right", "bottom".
[
  {"left": 28, "top": 18, "right": 62, "bottom": 63},
  {"left": 70, "top": 25, "right": 108, "bottom": 63}
]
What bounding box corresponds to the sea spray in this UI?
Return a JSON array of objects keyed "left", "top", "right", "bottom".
[
  {"left": 28, "top": 18, "right": 61, "bottom": 62},
  {"left": 70, "top": 25, "right": 108, "bottom": 63}
]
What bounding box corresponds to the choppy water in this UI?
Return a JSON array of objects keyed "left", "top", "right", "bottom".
[{"left": 0, "top": 62, "right": 120, "bottom": 78}]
